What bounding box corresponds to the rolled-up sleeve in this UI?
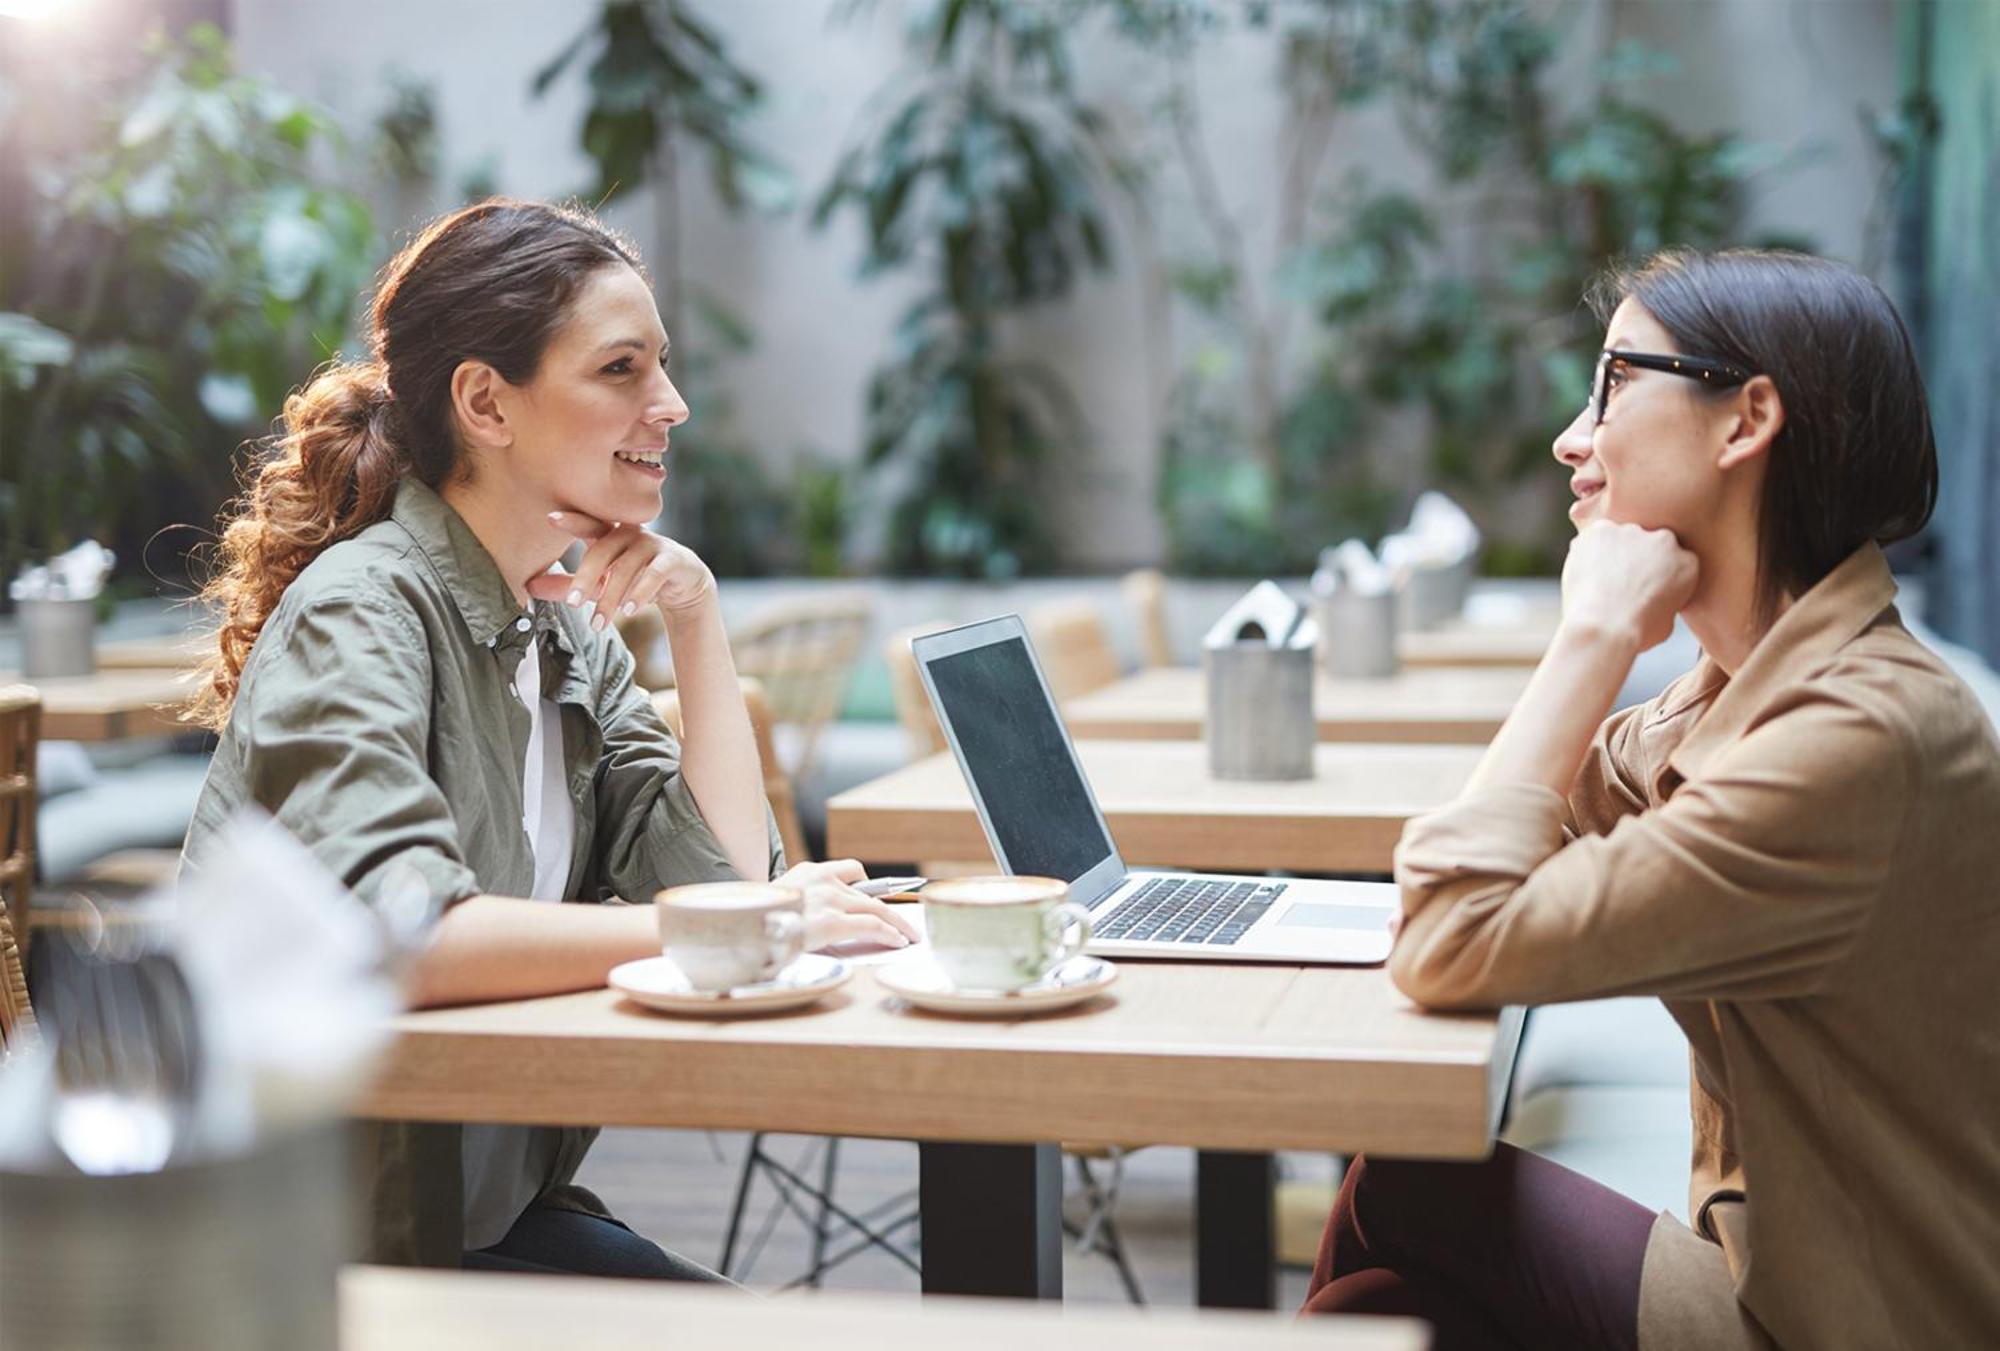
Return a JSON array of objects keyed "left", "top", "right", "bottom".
[
  {"left": 1389, "top": 685, "right": 1912, "bottom": 1010},
  {"left": 587, "top": 638, "right": 786, "bottom": 903},
  {"left": 232, "top": 595, "right": 480, "bottom": 914}
]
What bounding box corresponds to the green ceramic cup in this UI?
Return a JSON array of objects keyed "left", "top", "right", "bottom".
[{"left": 921, "top": 875, "right": 1093, "bottom": 993}]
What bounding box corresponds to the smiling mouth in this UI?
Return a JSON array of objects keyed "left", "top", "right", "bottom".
[{"left": 614, "top": 448, "right": 665, "bottom": 471}]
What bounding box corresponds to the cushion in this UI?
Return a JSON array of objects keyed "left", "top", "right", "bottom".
[
  {"left": 34, "top": 740, "right": 101, "bottom": 799},
  {"left": 1510, "top": 998, "right": 1691, "bottom": 1107},
  {"left": 37, "top": 754, "right": 210, "bottom": 883}
]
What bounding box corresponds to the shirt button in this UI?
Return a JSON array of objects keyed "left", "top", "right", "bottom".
[{"left": 515, "top": 617, "right": 532, "bottom": 632}]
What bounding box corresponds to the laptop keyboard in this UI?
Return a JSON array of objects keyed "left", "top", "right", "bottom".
[{"left": 1094, "top": 877, "right": 1289, "bottom": 946}]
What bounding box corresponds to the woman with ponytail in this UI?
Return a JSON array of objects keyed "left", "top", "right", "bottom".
[{"left": 182, "top": 199, "right": 917, "bottom": 1277}]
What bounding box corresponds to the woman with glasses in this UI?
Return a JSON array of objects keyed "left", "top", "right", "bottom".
[{"left": 1304, "top": 249, "right": 2000, "bottom": 1348}]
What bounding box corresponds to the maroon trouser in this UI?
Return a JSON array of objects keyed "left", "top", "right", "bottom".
[{"left": 1303, "top": 1143, "right": 1657, "bottom": 1350}]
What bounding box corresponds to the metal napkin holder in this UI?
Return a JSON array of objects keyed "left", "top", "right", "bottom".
[{"left": 1203, "top": 581, "right": 1316, "bottom": 782}]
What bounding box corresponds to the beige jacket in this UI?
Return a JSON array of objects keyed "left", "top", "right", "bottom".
[{"left": 1390, "top": 544, "right": 2000, "bottom": 1351}]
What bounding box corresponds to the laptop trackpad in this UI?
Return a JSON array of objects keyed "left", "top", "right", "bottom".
[{"left": 1276, "top": 902, "right": 1395, "bottom": 931}]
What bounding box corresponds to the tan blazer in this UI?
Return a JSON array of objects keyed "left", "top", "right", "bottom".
[{"left": 1390, "top": 544, "right": 2000, "bottom": 1351}]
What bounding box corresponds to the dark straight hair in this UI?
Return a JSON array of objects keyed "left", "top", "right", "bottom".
[{"left": 1589, "top": 248, "right": 1939, "bottom": 624}]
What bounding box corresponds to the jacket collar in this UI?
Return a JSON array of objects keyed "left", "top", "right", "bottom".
[
  {"left": 388, "top": 478, "right": 581, "bottom": 662},
  {"left": 1665, "top": 542, "right": 1899, "bottom": 784}
]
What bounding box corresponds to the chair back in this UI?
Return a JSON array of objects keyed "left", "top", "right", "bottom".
[
  {"left": 613, "top": 605, "right": 673, "bottom": 692},
  {"left": 1025, "top": 599, "right": 1122, "bottom": 703},
  {"left": 1121, "top": 568, "right": 1175, "bottom": 669},
  {"left": 884, "top": 623, "right": 953, "bottom": 760},
  {"left": 0, "top": 898, "right": 33, "bottom": 1057},
  {"left": 0, "top": 685, "right": 39, "bottom": 1054},
  {"left": 729, "top": 591, "right": 874, "bottom": 783},
  {"left": 652, "top": 678, "right": 809, "bottom": 868}
]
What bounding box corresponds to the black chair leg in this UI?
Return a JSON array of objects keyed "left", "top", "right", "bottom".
[
  {"left": 1067, "top": 1151, "right": 1145, "bottom": 1305},
  {"left": 807, "top": 1137, "right": 839, "bottom": 1287},
  {"left": 718, "top": 1131, "right": 766, "bottom": 1276}
]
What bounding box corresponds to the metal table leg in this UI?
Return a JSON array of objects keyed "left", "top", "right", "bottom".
[
  {"left": 918, "top": 1141, "right": 1063, "bottom": 1299},
  {"left": 1196, "top": 1148, "right": 1277, "bottom": 1309}
]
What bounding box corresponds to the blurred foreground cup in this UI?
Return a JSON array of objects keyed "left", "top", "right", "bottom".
[{"left": 0, "top": 1122, "right": 351, "bottom": 1351}]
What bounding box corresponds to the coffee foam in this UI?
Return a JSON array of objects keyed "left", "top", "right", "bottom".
[
  {"left": 925, "top": 878, "right": 1064, "bottom": 906},
  {"left": 659, "top": 883, "right": 798, "bottom": 911}
]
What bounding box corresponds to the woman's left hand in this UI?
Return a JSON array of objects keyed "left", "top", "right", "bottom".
[{"left": 528, "top": 510, "right": 715, "bottom": 627}]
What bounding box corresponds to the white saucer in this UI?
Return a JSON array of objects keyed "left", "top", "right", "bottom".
[
  {"left": 875, "top": 955, "right": 1118, "bottom": 1017},
  {"left": 609, "top": 953, "right": 852, "bottom": 1016}
]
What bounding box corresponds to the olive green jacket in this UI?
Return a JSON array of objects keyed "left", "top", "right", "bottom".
[{"left": 181, "top": 478, "right": 782, "bottom": 1265}]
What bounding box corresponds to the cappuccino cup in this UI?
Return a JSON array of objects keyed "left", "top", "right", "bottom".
[
  {"left": 921, "top": 876, "right": 1092, "bottom": 992},
  {"left": 656, "top": 882, "right": 805, "bottom": 992}
]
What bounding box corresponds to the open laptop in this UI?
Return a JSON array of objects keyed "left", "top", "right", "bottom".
[{"left": 912, "top": 615, "right": 1396, "bottom": 964}]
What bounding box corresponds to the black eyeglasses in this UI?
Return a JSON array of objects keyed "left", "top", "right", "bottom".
[{"left": 1590, "top": 349, "right": 1753, "bottom": 425}]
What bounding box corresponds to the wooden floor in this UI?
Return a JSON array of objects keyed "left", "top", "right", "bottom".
[{"left": 576, "top": 1128, "right": 1341, "bottom": 1310}]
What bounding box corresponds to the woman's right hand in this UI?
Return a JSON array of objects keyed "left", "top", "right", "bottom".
[
  {"left": 530, "top": 510, "right": 717, "bottom": 628},
  {"left": 1559, "top": 520, "right": 1699, "bottom": 654},
  {"left": 778, "top": 858, "right": 921, "bottom": 951}
]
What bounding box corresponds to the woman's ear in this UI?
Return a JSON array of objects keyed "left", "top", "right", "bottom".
[
  {"left": 450, "top": 359, "right": 513, "bottom": 450},
  {"left": 1717, "top": 374, "right": 1784, "bottom": 471}
]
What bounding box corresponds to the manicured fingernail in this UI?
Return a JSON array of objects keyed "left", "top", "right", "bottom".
[
  {"left": 566, "top": 589, "right": 583, "bottom": 607},
  {"left": 619, "top": 600, "right": 636, "bottom": 617},
  {"left": 592, "top": 613, "right": 608, "bottom": 632}
]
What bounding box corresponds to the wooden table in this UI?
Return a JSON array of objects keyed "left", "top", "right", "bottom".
[
  {"left": 95, "top": 630, "right": 209, "bottom": 671},
  {"left": 1062, "top": 667, "right": 1529, "bottom": 745},
  {"left": 1399, "top": 609, "right": 1557, "bottom": 669},
  {"left": 340, "top": 1266, "right": 1427, "bottom": 1349},
  {"left": 364, "top": 964, "right": 1520, "bottom": 1309},
  {"left": 0, "top": 668, "right": 198, "bottom": 741},
  {"left": 827, "top": 740, "right": 1482, "bottom": 874}
]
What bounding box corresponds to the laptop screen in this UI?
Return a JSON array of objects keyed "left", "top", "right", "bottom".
[{"left": 923, "top": 636, "right": 1117, "bottom": 883}]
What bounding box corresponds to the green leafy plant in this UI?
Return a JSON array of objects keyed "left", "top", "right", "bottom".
[
  {"left": 535, "top": 0, "right": 800, "bottom": 572},
  {"left": 1112, "top": 0, "right": 1800, "bottom": 575},
  {"left": 813, "top": 0, "right": 1123, "bottom": 578},
  {"left": 0, "top": 23, "right": 377, "bottom": 586}
]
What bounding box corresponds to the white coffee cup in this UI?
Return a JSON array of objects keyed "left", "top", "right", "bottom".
[
  {"left": 656, "top": 882, "right": 806, "bottom": 993},
  {"left": 921, "top": 876, "right": 1093, "bottom": 993}
]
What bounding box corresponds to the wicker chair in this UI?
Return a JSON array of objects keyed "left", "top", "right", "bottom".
[
  {"left": 882, "top": 623, "right": 951, "bottom": 761},
  {"left": 728, "top": 592, "right": 874, "bottom": 787},
  {"left": 1024, "top": 598, "right": 1123, "bottom": 702},
  {"left": 613, "top": 605, "right": 673, "bottom": 692},
  {"left": 0, "top": 899, "right": 32, "bottom": 1057},
  {"left": 650, "top": 677, "right": 809, "bottom": 871},
  {"left": 0, "top": 685, "right": 41, "bottom": 1054},
  {"left": 1121, "top": 568, "right": 1176, "bottom": 669}
]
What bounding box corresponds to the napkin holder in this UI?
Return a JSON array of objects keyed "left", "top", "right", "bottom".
[
  {"left": 17, "top": 596, "right": 97, "bottom": 678},
  {"left": 1313, "top": 586, "right": 1400, "bottom": 679},
  {"left": 1397, "top": 555, "right": 1474, "bottom": 632},
  {"left": 1203, "top": 582, "right": 1315, "bottom": 782}
]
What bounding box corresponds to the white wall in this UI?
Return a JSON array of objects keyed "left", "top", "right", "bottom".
[{"left": 229, "top": 0, "right": 1899, "bottom": 571}]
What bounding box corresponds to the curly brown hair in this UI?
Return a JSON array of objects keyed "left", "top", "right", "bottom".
[{"left": 190, "top": 199, "right": 641, "bottom": 729}]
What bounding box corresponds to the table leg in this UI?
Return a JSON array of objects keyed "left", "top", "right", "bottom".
[
  {"left": 1196, "top": 1149, "right": 1277, "bottom": 1309},
  {"left": 918, "top": 1141, "right": 1062, "bottom": 1299}
]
